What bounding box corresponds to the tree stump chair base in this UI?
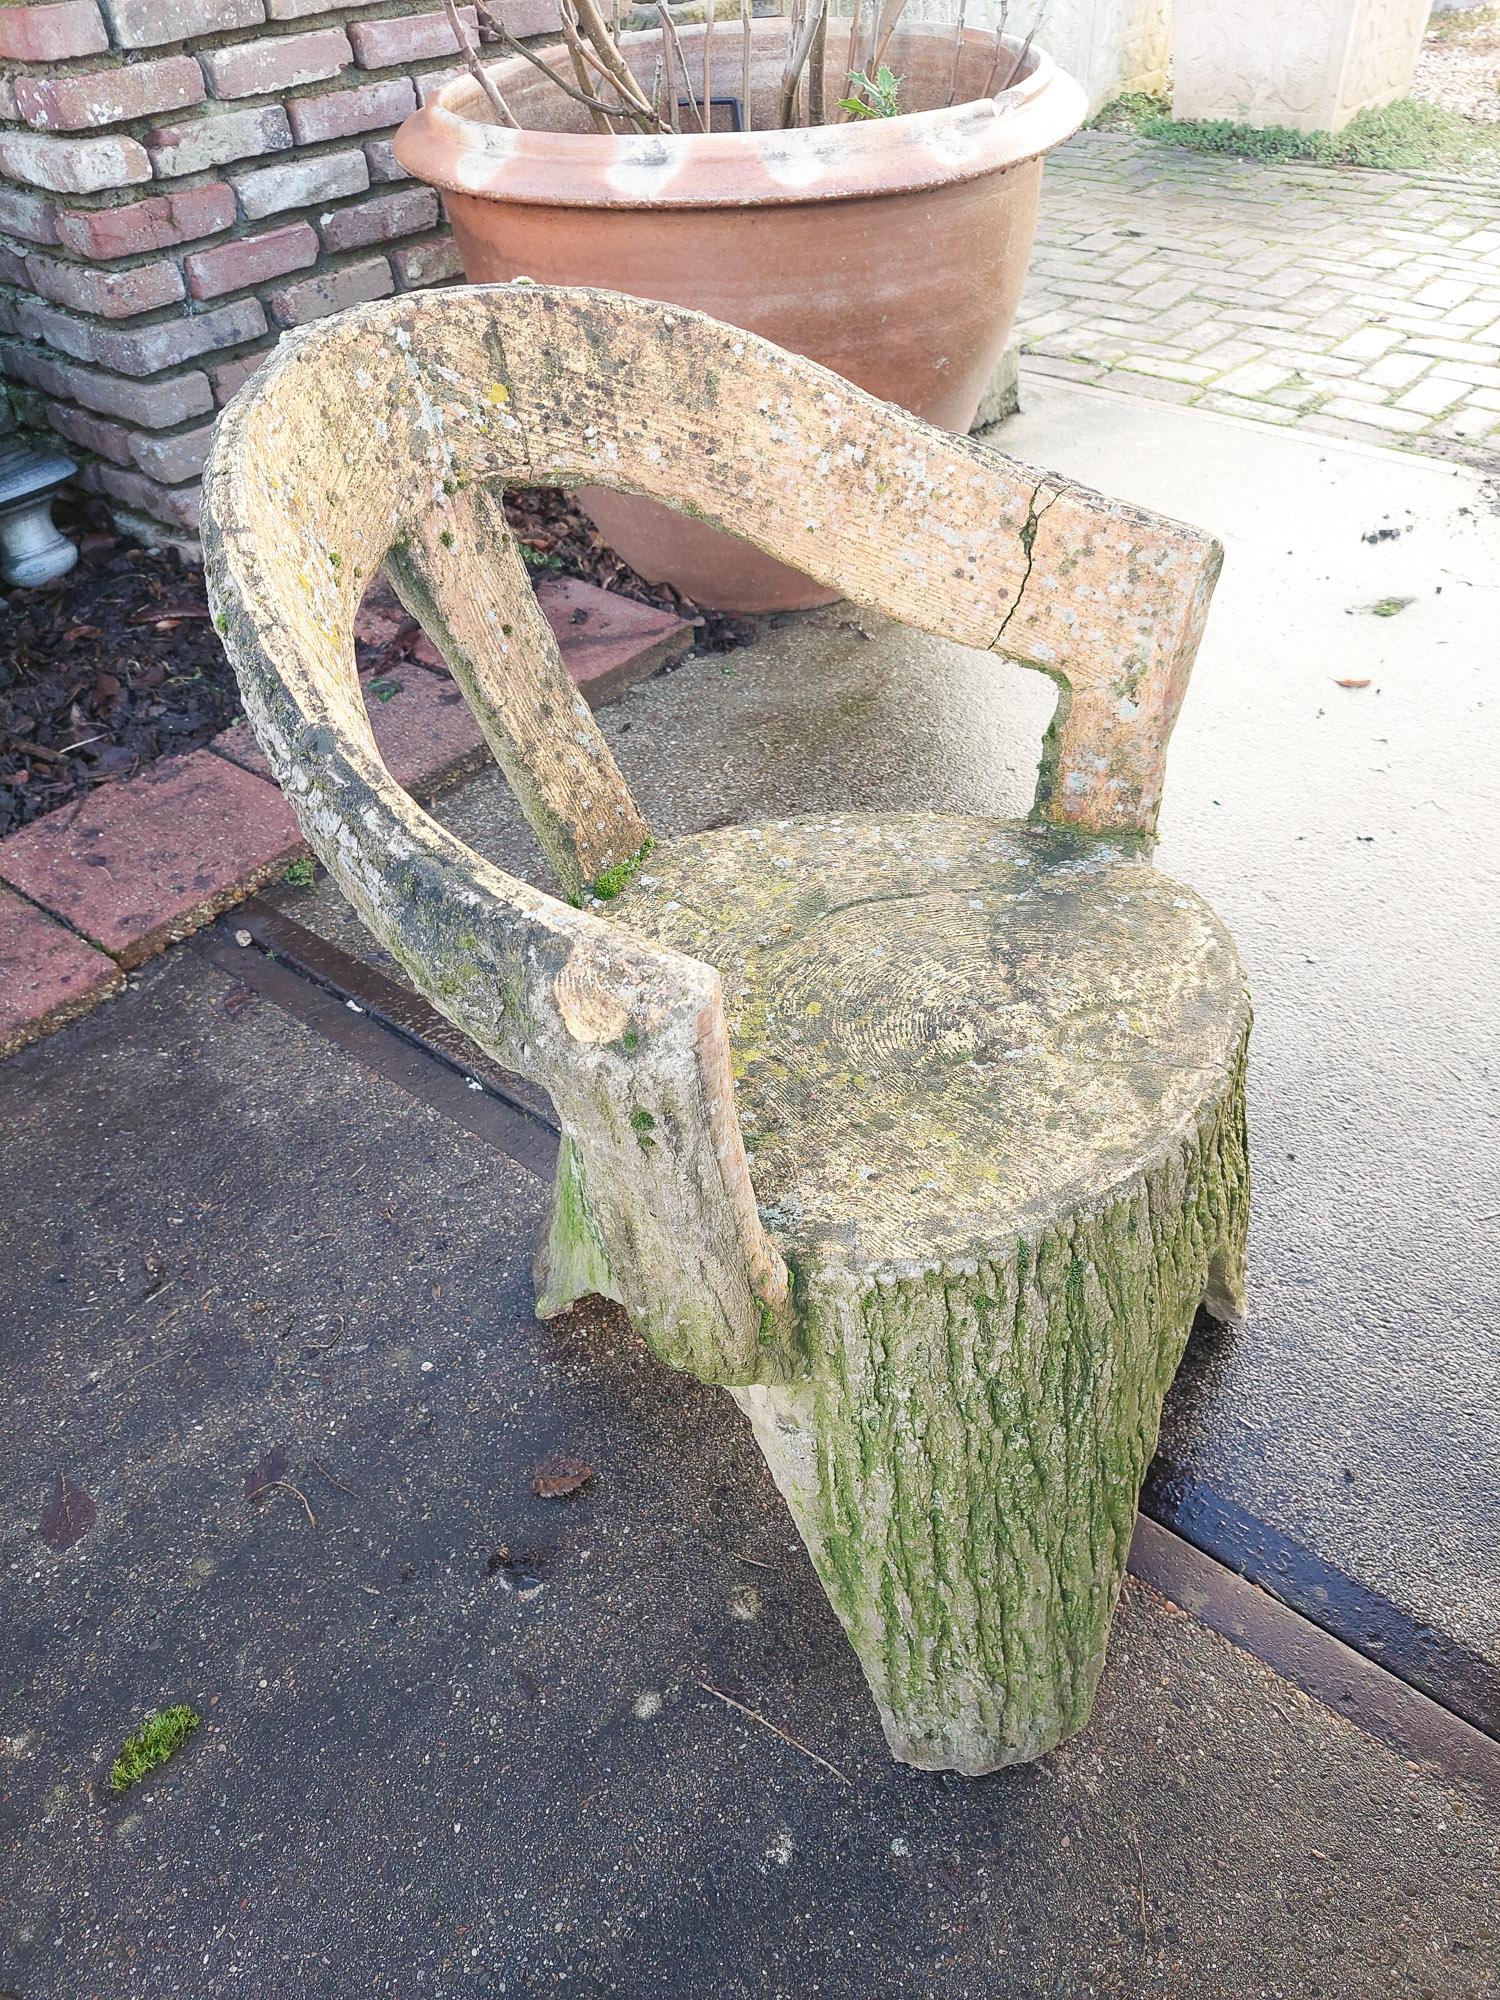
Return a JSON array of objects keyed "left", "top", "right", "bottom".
[
  {"left": 538, "top": 811, "right": 1249, "bottom": 1771},
  {"left": 200, "top": 284, "right": 1249, "bottom": 1777}
]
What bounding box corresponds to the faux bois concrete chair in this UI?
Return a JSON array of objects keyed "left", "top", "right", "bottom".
[{"left": 201, "top": 283, "right": 1250, "bottom": 1776}]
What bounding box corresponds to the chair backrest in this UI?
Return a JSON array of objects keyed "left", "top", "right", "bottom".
[{"left": 201, "top": 282, "right": 1223, "bottom": 1389}]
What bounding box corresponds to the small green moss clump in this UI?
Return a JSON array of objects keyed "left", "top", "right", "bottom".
[
  {"left": 629, "top": 1107, "right": 656, "bottom": 1150},
  {"left": 520, "top": 544, "right": 566, "bottom": 574},
  {"left": 283, "top": 858, "right": 316, "bottom": 887},
  {"left": 109, "top": 1705, "right": 201, "bottom": 1795},
  {"left": 591, "top": 839, "right": 654, "bottom": 903}
]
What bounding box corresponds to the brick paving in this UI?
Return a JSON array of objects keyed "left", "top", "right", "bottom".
[
  {"left": 1020, "top": 133, "right": 1500, "bottom": 465},
  {"left": 0, "top": 580, "right": 693, "bottom": 1055}
]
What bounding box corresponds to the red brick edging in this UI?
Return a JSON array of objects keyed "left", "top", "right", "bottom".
[{"left": 0, "top": 577, "right": 691, "bottom": 1058}]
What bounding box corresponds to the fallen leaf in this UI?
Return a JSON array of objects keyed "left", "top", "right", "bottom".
[
  {"left": 245, "top": 1445, "right": 289, "bottom": 1502},
  {"left": 39, "top": 1473, "right": 96, "bottom": 1551},
  {"left": 531, "top": 1454, "right": 593, "bottom": 1499},
  {"left": 128, "top": 605, "right": 212, "bottom": 626},
  {"left": 62, "top": 624, "right": 102, "bottom": 644},
  {"left": 1334, "top": 678, "right": 1371, "bottom": 689}
]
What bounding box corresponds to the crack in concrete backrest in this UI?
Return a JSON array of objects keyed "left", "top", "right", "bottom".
[{"left": 200, "top": 283, "right": 1224, "bottom": 1385}]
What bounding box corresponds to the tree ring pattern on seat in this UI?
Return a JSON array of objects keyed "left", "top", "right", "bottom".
[{"left": 611, "top": 811, "right": 1249, "bottom": 1272}]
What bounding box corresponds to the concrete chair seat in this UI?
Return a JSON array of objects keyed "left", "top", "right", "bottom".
[{"left": 607, "top": 810, "right": 1246, "bottom": 1277}]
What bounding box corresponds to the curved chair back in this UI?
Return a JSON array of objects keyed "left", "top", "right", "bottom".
[{"left": 201, "top": 283, "right": 1222, "bottom": 1385}]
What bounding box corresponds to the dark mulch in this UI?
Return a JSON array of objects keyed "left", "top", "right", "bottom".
[
  {"left": 502, "top": 487, "right": 757, "bottom": 656},
  {"left": 0, "top": 488, "right": 752, "bottom": 836},
  {"left": 0, "top": 504, "right": 233, "bottom": 837}
]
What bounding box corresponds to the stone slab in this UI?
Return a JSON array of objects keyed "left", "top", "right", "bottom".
[
  {"left": 213, "top": 666, "right": 488, "bottom": 799},
  {"left": 998, "top": 378, "right": 1500, "bottom": 1673},
  {"left": 535, "top": 575, "right": 694, "bottom": 705},
  {"left": 0, "top": 884, "right": 122, "bottom": 1056},
  {"left": 0, "top": 750, "right": 302, "bottom": 967},
  {"left": 0, "top": 945, "right": 1495, "bottom": 1997}
]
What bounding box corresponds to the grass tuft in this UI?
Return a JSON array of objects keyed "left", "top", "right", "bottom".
[
  {"left": 108, "top": 1705, "right": 201, "bottom": 1795},
  {"left": 1092, "top": 94, "right": 1500, "bottom": 177}
]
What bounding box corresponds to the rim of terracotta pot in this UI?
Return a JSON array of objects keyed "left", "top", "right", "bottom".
[{"left": 394, "top": 21, "right": 1087, "bottom": 210}]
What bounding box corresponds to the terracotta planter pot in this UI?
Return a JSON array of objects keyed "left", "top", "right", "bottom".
[{"left": 396, "top": 22, "right": 1085, "bottom": 612}]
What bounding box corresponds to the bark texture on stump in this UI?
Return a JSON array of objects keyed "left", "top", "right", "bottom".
[{"left": 200, "top": 284, "right": 1247, "bottom": 1775}]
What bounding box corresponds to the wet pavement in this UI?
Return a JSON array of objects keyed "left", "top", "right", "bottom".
[
  {"left": 4, "top": 379, "right": 1499, "bottom": 1996},
  {"left": 3, "top": 946, "right": 1498, "bottom": 1999}
]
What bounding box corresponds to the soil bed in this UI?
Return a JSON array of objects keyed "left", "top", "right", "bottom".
[{"left": 0, "top": 490, "right": 747, "bottom": 835}]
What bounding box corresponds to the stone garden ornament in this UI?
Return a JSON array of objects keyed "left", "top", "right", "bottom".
[{"left": 202, "top": 285, "right": 1249, "bottom": 1776}]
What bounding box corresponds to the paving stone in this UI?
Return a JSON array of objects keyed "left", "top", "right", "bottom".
[
  {"left": 1196, "top": 393, "right": 1299, "bottom": 426},
  {"left": 1331, "top": 327, "right": 1405, "bottom": 361},
  {"left": 0, "top": 886, "right": 121, "bottom": 1057},
  {"left": 1395, "top": 377, "right": 1466, "bottom": 418},
  {"left": 1437, "top": 404, "right": 1500, "bottom": 440},
  {"left": 535, "top": 578, "right": 694, "bottom": 706},
  {"left": 1210, "top": 358, "right": 1298, "bottom": 396},
  {"left": 1018, "top": 132, "right": 1500, "bottom": 466},
  {"left": 1364, "top": 351, "right": 1436, "bottom": 391},
  {"left": 1319, "top": 399, "right": 1433, "bottom": 435},
  {"left": 0, "top": 752, "right": 303, "bottom": 969},
  {"left": 213, "top": 668, "right": 487, "bottom": 798},
  {"left": 1116, "top": 352, "right": 1216, "bottom": 384},
  {"left": 1099, "top": 367, "right": 1200, "bottom": 405}
]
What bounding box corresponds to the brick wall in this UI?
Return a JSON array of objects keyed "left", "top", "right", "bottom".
[{"left": 0, "top": 0, "right": 558, "bottom": 541}]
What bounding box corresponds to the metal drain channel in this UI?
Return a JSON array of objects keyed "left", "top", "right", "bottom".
[{"left": 195, "top": 899, "right": 1500, "bottom": 1803}]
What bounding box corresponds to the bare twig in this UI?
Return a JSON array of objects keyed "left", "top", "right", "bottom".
[
  {"left": 562, "top": 18, "right": 658, "bottom": 117},
  {"left": 740, "top": 0, "right": 753, "bottom": 131},
  {"left": 444, "top": 0, "right": 520, "bottom": 125},
  {"left": 560, "top": 0, "right": 615, "bottom": 130},
  {"left": 983, "top": 0, "right": 1013, "bottom": 96},
  {"left": 835, "top": 0, "right": 863, "bottom": 123},
  {"left": 808, "top": 0, "right": 827, "bottom": 127},
  {"left": 779, "top": 0, "right": 829, "bottom": 129},
  {"left": 310, "top": 1457, "right": 362, "bottom": 1499},
  {"left": 572, "top": 0, "right": 660, "bottom": 115},
  {"left": 998, "top": 0, "right": 1050, "bottom": 94},
  {"left": 703, "top": 0, "right": 715, "bottom": 131},
  {"left": 699, "top": 1682, "right": 851, "bottom": 1783},
  {"left": 658, "top": 2, "right": 705, "bottom": 131},
  {"left": 780, "top": 0, "right": 801, "bottom": 127},
  {"left": 1126, "top": 1818, "right": 1151, "bottom": 1963},
  {"left": 491, "top": 15, "right": 641, "bottom": 126},
  {"left": 944, "top": 0, "right": 968, "bottom": 107},
  {"left": 267, "top": 1478, "right": 318, "bottom": 1529},
  {"left": 867, "top": 0, "right": 909, "bottom": 83}
]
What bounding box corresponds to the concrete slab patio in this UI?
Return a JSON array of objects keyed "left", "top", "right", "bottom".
[{"left": 2, "top": 946, "right": 1497, "bottom": 2000}]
